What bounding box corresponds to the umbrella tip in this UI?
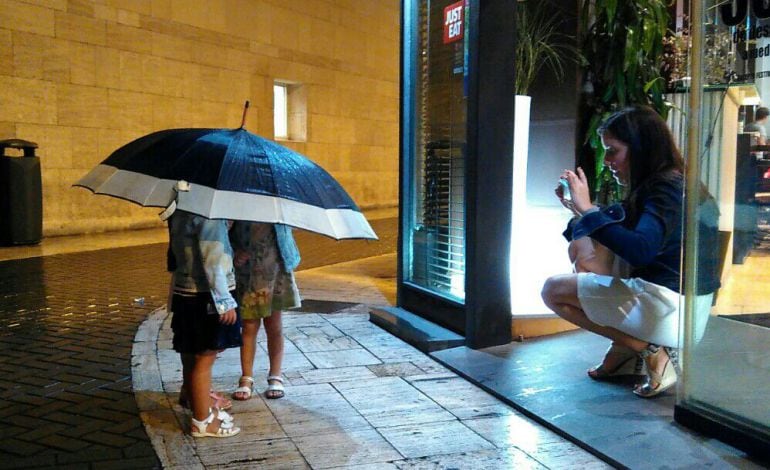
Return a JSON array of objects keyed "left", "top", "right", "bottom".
[{"left": 239, "top": 100, "right": 250, "bottom": 129}]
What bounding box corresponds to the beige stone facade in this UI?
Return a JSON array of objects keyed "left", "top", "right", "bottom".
[{"left": 1, "top": 0, "right": 400, "bottom": 236}]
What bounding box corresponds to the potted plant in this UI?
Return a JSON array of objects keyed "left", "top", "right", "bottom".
[
  {"left": 514, "top": 0, "right": 577, "bottom": 96},
  {"left": 511, "top": 0, "right": 579, "bottom": 213},
  {"left": 510, "top": 0, "right": 579, "bottom": 216}
]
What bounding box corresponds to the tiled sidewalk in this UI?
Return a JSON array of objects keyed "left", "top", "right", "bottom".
[{"left": 133, "top": 290, "right": 609, "bottom": 468}]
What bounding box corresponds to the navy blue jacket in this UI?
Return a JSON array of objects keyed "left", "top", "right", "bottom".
[
  {"left": 564, "top": 174, "right": 721, "bottom": 295},
  {"left": 564, "top": 175, "right": 684, "bottom": 293}
]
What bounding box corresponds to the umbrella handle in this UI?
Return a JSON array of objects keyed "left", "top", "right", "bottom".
[
  {"left": 159, "top": 200, "right": 177, "bottom": 221},
  {"left": 240, "top": 101, "right": 250, "bottom": 128}
]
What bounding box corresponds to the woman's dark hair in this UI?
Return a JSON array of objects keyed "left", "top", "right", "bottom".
[
  {"left": 597, "top": 106, "right": 684, "bottom": 224},
  {"left": 598, "top": 105, "right": 684, "bottom": 195}
]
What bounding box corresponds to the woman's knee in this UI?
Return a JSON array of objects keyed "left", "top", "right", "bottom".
[
  {"left": 541, "top": 274, "right": 576, "bottom": 305},
  {"left": 541, "top": 275, "right": 562, "bottom": 304}
]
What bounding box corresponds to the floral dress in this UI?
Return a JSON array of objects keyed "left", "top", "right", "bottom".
[{"left": 231, "top": 222, "right": 301, "bottom": 320}]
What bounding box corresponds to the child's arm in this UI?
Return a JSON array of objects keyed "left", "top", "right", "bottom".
[{"left": 197, "top": 218, "right": 238, "bottom": 316}]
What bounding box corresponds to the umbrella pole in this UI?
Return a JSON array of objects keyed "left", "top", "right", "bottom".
[{"left": 240, "top": 100, "right": 250, "bottom": 129}]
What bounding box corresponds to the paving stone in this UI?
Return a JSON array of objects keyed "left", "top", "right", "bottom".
[
  {"left": 462, "top": 414, "right": 569, "bottom": 450},
  {"left": 331, "top": 463, "right": 400, "bottom": 470},
  {"left": 92, "top": 456, "right": 161, "bottom": 469},
  {"left": 54, "top": 445, "right": 123, "bottom": 464},
  {"left": 36, "top": 433, "right": 92, "bottom": 452},
  {"left": 139, "top": 409, "right": 199, "bottom": 469},
  {"left": 305, "top": 348, "right": 382, "bottom": 369},
  {"left": 292, "top": 335, "right": 361, "bottom": 353},
  {"left": 0, "top": 436, "right": 49, "bottom": 456},
  {"left": 58, "top": 418, "right": 116, "bottom": 438},
  {"left": 81, "top": 430, "right": 139, "bottom": 448},
  {"left": 335, "top": 377, "right": 456, "bottom": 428},
  {"left": 265, "top": 382, "right": 337, "bottom": 397},
  {"left": 462, "top": 416, "right": 613, "bottom": 468},
  {"left": 292, "top": 428, "right": 402, "bottom": 469},
  {"left": 367, "top": 362, "right": 425, "bottom": 378},
  {"left": 0, "top": 424, "right": 26, "bottom": 440},
  {"left": 264, "top": 391, "right": 372, "bottom": 437},
  {"left": 393, "top": 448, "right": 547, "bottom": 469},
  {"left": 378, "top": 420, "right": 495, "bottom": 459},
  {"left": 532, "top": 441, "right": 617, "bottom": 469},
  {"left": 282, "top": 313, "right": 327, "bottom": 328},
  {"left": 196, "top": 437, "right": 308, "bottom": 468},
  {"left": 410, "top": 376, "right": 516, "bottom": 420},
  {"left": 0, "top": 453, "right": 57, "bottom": 469},
  {"left": 300, "top": 365, "right": 378, "bottom": 384}
]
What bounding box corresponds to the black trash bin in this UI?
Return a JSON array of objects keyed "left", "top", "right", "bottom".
[{"left": 0, "top": 139, "right": 42, "bottom": 245}]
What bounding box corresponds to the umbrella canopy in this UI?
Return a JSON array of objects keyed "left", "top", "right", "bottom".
[{"left": 75, "top": 128, "right": 377, "bottom": 240}]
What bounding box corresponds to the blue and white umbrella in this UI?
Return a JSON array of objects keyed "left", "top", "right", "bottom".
[{"left": 75, "top": 127, "right": 377, "bottom": 240}]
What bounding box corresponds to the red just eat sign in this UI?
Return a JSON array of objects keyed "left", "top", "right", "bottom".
[{"left": 443, "top": 1, "right": 464, "bottom": 44}]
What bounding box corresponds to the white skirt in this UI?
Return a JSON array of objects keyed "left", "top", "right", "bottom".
[{"left": 577, "top": 273, "right": 682, "bottom": 347}]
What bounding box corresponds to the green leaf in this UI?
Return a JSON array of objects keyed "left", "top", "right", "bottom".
[
  {"left": 606, "top": 0, "right": 617, "bottom": 31},
  {"left": 643, "top": 77, "right": 663, "bottom": 93},
  {"left": 624, "top": 27, "right": 636, "bottom": 72},
  {"left": 616, "top": 73, "right": 626, "bottom": 106}
]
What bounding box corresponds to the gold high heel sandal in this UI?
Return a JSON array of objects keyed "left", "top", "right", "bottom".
[
  {"left": 587, "top": 343, "right": 645, "bottom": 380},
  {"left": 633, "top": 344, "right": 677, "bottom": 398}
]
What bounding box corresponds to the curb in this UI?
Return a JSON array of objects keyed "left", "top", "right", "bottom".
[{"left": 131, "top": 307, "right": 204, "bottom": 469}]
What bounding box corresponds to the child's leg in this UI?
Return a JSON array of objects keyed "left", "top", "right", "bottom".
[
  {"left": 264, "top": 310, "right": 284, "bottom": 377},
  {"left": 264, "top": 310, "right": 285, "bottom": 398},
  {"left": 179, "top": 352, "right": 194, "bottom": 405},
  {"left": 190, "top": 350, "right": 217, "bottom": 421},
  {"left": 190, "top": 350, "right": 237, "bottom": 435},
  {"left": 233, "top": 319, "right": 260, "bottom": 400},
  {"left": 239, "top": 319, "right": 260, "bottom": 377}
]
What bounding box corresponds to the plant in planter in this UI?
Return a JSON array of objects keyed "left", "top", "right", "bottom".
[
  {"left": 515, "top": 0, "right": 577, "bottom": 96},
  {"left": 510, "top": 0, "right": 579, "bottom": 221},
  {"left": 578, "top": 0, "right": 672, "bottom": 202}
]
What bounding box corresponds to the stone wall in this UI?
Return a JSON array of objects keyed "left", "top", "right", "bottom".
[{"left": 1, "top": 0, "right": 400, "bottom": 236}]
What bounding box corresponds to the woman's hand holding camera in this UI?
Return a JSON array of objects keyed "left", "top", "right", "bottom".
[{"left": 556, "top": 167, "right": 595, "bottom": 216}]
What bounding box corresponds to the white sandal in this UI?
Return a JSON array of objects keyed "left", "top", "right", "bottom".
[
  {"left": 213, "top": 407, "right": 233, "bottom": 423},
  {"left": 232, "top": 376, "right": 254, "bottom": 401},
  {"left": 190, "top": 412, "right": 240, "bottom": 438},
  {"left": 265, "top": 375, "right": 285, "bottom": 399}
]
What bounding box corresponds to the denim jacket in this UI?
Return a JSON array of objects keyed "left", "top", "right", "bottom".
[
  {"left": 230, "top": 222, "right": 301, "bottom": 273},
  {"left": 168, "top": 211, "right": 237, "bottom": 314},
  {"left": 564, "top": 175, "right": 684, "bottom": 293}
]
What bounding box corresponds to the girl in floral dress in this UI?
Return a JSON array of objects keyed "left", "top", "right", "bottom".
[{"left": 230, "top": 222, "right": 301, "bottom": 400}]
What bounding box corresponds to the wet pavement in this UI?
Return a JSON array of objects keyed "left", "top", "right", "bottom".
[
  {"left": 0, "top": 246, "right": 168, "bottom": 469},
  {"left": 136, "top": 302, "right": 609, "bottom": 469},
  {"left": 0, "top": 214, "right": 609, "bottom": 469},
  {"left": 0, "top": 216, "right": 396, "bottom": 469}
]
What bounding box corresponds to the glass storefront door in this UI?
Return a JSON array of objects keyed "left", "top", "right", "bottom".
[
  {"left": 400, "top": 0, "right": 469, "bottom": 331},
  {"left": 677, "top": 0, "right": 770, "bottom": 455}
]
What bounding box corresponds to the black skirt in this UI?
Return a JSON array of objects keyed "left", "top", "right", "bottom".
[{"left": 170, "top": 292, "right": 242, "bottom": 354}]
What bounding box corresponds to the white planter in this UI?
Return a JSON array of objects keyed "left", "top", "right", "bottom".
[{"left": 509, "top": 95, "right": 573, "bottom": 316}]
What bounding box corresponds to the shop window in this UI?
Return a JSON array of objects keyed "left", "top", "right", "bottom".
[{"left": 404, "top": 0, "right": 467, "bottom": 302}]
